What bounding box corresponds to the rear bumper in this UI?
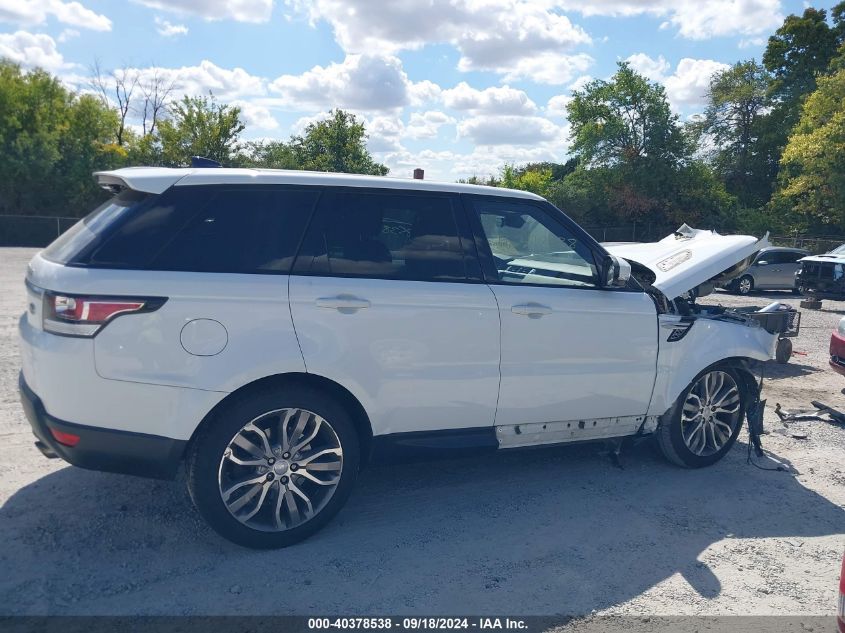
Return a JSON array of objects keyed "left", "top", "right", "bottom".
[
  {"left": 831, "top": 332, "right": 845, "bottom": 377},
  {"left": 18, "top": 372, "right": 186, "bottom": 479}
]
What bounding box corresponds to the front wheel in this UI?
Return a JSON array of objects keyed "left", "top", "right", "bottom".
[
  {"left": 736, "top": 275, "right": 754, "bottom": 295},
  {"left": 657, "top": 367, "right": 747, "bottom": 468},
  {"left": 187, "top": 385, "right": 360, "bottom": 548}
]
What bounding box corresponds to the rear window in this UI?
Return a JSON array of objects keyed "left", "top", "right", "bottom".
[
  {"left": 42, "top": 190, "right": 152, "bottom": 264},
  {"left": 44, "top": 185, "right": 319, "bottom": 275}
]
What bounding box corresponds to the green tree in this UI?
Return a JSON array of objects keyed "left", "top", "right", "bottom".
[
  {"left": 701, "top": 61, "right": 772, "bottom": 207},
  {"left": 568, "top": 62, "right": 688, "bottom": 169},
  {"left": 771, "top": 68, "right": 845, "bottom": 232},
  {"left": 763, "top": 6, "right": 844, "bottom": 121},
  {"left": 0, "top": 60, "right": 121, "bottom": 216},
  {"left": 563, "top": 62, "right": 732, "bottom": 230},
  {"left": 499, "top": 164, "right": 553, "bottom": 196},
  {"left": 156, "top": 94, "right": 245, "bottom": 166},
  {"left": 239, "top": 139, "right": 300, "bottom": 169},
  {"left": 289, "top": 110, "right": 388, "bottom": 175}
]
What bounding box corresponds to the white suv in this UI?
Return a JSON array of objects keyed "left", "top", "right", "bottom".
[{"left": 18, "top": 167, "right": 778, "bottom": 548}]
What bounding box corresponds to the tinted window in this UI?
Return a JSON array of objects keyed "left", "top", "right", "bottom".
[
  {"left": 778, "top": 251, "right": 803, "bottom": 264},
  {"left": 295, "top": 190, "right": 468, "bottom": 281},
  {"left": 63, "top": 186, "right": 317, "bottom": 274},
  {"left": 469, "top": 197, "right": 598, "bottom": 288},
  {"left": 87, "top": 186, "right": 213, "bottom": 268},
  {"left": 42, "top": 190, "right": 152, "bottom": 264},
  {"left": 150, "top": 188, "right": 318, "bottom": 274}
]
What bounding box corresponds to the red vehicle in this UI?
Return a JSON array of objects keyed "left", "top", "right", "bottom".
[
  {"left": 831, "top": 317, "right": 845, "bottom": 377},
  {"left": 839, "top": 550, "right": 844, "bottom": 633}
]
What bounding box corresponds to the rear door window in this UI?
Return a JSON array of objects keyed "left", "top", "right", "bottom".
[
  {"left": 294, "top": 189, "right": 472, "bottom": 282},
  {"left": 150, "top": 188, "right": 318, "bottom": 274}
]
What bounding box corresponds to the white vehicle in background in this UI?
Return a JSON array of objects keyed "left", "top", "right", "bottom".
[{"left": 19, "top": 166, "right": 778, "bottom": 548}]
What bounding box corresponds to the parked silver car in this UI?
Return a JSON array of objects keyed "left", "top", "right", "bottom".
[{"left": 726, "top": 247, "right": 809, "bottom": 295}]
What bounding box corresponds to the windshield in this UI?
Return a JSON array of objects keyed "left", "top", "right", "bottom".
[{"left": 41, "top": 190, "right": 152, "bottom": 264}]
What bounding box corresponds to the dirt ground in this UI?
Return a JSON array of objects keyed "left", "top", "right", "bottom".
[{"left": 0, "top": 246, "right": 843, "bottom": 617}]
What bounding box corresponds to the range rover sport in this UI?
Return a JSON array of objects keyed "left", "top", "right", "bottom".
[{"left": 19, "top": 167, "right": 778, "bottom": 548}]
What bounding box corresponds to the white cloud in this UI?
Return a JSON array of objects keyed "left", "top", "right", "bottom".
[
  {"left": 405, "top": 110, "right": 455, "bottom": 139},
  {"left": 132, "top": 60, "right": 266, "bottom": 100},
  {"left": 545, "top": 95, "right": 572, "bottom": 118},
  {"left": 0, "top": 0, "right": 111, "bottom": 31},
  {"left": 366, "top": 115, "right": 406, "bottom": 151},
  {"left": 495, "top": 52, "right": 594, "bottom": 85},
  {"left": 738, "top": 37, "right": 766, "bottom": 49},
  {"left": 269, "top": 54, "right": 425, "bottom": 112},
  {"left": 442, "top": 82, "right": 537, "bottom": 115},
  {"left": 625, "top": 53, "right": 670, "bottom": 82},
  {"left": 568, "top": 75, "right": 593, "bottom": 92},
  {"left": 664, "top": 58, "right": 730, "bottom": 108},
  {"left": 135, "top": 0, "right": 272, "bottom": 23},
  {"left": 457, "top": 115, "right": 561, "bottom": 145},
  {"left": 0, "top": 31, "right": 70, "bottom": 72},
  {"left": 57, "top": 28, "right": 79, "bottom": 42},
  {"left": 287, "top": 0, "right": 591, "bottom": 83},
  {"left": 155, "top": 16, "right": 188, "bottom": 37},
  {"left": 626, "top": 53, "right": 729, "bottom": 111},
  {"left": 557, "top": 0, "right": 783, "bottom": 40},
  {"left": 232, "top": 100, "right": 278, "bottom": 130}
]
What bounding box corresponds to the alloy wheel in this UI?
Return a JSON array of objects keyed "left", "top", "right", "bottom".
[
  {"left": 738, "top": 277, "right": 752, "bottom": 294},
  {"left": 680, "top": 371, "right": 742, "bottom": 457},
  {"left": 217, "top": 408, "right": 343, "bottom": 532}
]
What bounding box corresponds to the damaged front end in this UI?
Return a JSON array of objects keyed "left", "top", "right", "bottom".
[{"left": 605, "top": 225, "right": 792, "bottom": 418}]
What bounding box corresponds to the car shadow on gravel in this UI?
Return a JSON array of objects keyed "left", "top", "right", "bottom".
[
  {"left": 761, "top": 360, "right": 822, "bottom": 380},
  {"left": 1, "top": 439, "right": 843, "bottom": 616}
]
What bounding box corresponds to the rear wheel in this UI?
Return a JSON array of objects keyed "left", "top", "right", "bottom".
[
  {"left": 657, "top": 367, "right": 746, "bottom": 468},
  {"left": 187, "top": 385, "right": 360, "bottom": 548}
]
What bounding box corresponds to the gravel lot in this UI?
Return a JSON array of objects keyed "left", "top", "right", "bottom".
[{"left": 0, "top": 246, "right": 843, "bottom": 616}]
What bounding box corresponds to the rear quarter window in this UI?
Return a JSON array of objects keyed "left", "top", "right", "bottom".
[{"left": 41, "top": 190, "right": 152, "bottom": 264}]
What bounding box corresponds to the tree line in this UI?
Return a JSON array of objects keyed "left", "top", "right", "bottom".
[
  {"left": 2, "top": 2, "right": 845, "bottom": 235},
  {"left": 466, "top": 3, "right": 845, "bottom": 236},
  {"left": 0, "top": 61, "right": 387, "bottom": 218}
]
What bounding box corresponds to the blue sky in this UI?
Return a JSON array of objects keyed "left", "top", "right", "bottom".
[{"left": 0, "top": 0, "right": 838, "bottom": 180}]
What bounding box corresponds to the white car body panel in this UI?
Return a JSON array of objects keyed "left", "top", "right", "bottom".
[
  {"left": 289, "top": 276, "right": 501, "bottom": 435},
  {"left": 606, "top": 226, "right": 770, "bottom": 299},
  {"left": 488, "top": 285, "right": 658, "bottom": 426},
  {"left": 649, "top": 314, "right": 776, "bottom": 417},
  {"left": 19, "top": 167, "right": 779, "bottom": 458},
  {"left": 19, "top": 315, "right": 225, "bottom": 441}
]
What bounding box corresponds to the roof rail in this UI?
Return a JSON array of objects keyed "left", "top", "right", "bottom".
[{"left": 191, "top": 156, "right": 222, "bottom": 168}]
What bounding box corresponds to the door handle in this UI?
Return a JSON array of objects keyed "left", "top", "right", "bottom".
[
  {"left": 315, "top": 295, "right": 371, "bottom": 313},
  {"left": 511, "top": 303, "right": 552, "bottom": 318}
]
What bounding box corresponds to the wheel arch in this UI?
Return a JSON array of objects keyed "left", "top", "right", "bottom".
[
  {"left": 654, "top": 356, "right": 757, "bottom": 421},
  {"left": 186, "top": 372, "right": 374, "bottom": 465}
]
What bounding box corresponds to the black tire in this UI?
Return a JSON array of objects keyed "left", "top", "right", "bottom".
[
  {"left": 775, "top": 338, "right": 792, "bottom": 364},
  {"left": 657, "top": 365, "right": 747, "bottom": 468},
  {"left": 187, "top": 384, "right": 360, "bottom": 549},
  {"left": 736, "top": 275, "right": 754, "bottom": 296}
]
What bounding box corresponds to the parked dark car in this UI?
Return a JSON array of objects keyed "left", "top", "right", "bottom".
[
  {"left": 797, "top": 245, "right": 845, "bottom": 299},
  {"left": 726, "top": 247, "right": 809, "bottom": 295}
]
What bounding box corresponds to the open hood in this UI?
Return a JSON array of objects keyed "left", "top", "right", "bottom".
[{"left": 604, "top": 225, "right": 770, "bottom": 300}]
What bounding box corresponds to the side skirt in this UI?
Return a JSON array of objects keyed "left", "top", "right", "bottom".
[
  {"left": 369, "top": 415, "right": 660, "bottom": 463},
  {"left": 496, "top": 414, "right": 659, "bottom": 449}
]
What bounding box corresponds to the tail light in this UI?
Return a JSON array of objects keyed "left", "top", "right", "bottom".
[{"left": 43, "top": 291, "right": 166, "bottom": 337}]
